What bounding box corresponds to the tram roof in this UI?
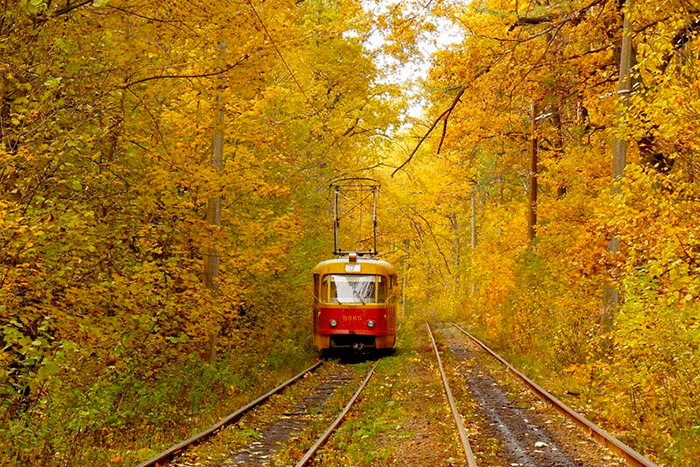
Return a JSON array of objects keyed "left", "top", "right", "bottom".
[{"left": 313, "top": 256, "right": 396, "bottom": 275}]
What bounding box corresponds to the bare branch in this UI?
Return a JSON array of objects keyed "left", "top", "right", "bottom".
[
  {"left": 508, "top": 21, "right": 566, "bottom": 98},
  {"left": 52, "top": 0, "right": 92, "bottom": 17},
  {"left": 509, "top": 0, "right": 608, "bottom": 32},
  {"left": 106, "top": 5, "right": 192, "bottom": 24},
  {"left": 510, "top": 14, "right": 557, "bottom": 30},
  {"left": 437, "top": 113, "right": 449, "bottom": 154},
  {"left": 392, "top": 87, "right": 465, "bottom": 177},
  {"left": 122, "top": 54, "right": 250, "bottom": 88},
  {"left": 410, "top": 208, "right": 453, "bottom": 277}
]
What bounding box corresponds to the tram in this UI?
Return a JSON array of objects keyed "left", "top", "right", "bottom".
[{"left": 312, "top": 178, "right": 398, "bottom": 353}]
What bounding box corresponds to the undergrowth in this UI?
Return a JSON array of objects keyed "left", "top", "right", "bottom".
[{"left": 0, "top": 323, "right": 315, "bottom": 467}]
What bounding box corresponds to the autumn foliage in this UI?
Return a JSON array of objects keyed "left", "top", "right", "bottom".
[
  {"left": 380, "top": 0, "right": 700, "bottom": 465},
  {"left": 1, "top": 0, "right": 699, "bottom": 465},
  {"left": 1, "top": 0, "right": 400, "bottom": 464}
]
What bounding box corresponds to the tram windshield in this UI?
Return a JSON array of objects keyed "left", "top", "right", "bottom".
[{"left": 322, "top": 274, "right": 386, "bottom": 304}]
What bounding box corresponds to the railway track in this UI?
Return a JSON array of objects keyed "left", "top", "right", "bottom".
[
  {"left": 294, "top": 361, "right": 377, "bottom": 467},
  {"left": 425, "top": 322, "right": 478, "bottom": 467},
  {"left": 135, "top": 324, "right": 658, "bottom": 467},
  {"left": 136, "top": 359, "right": 377, "bottom": 467},
  {"left": 427, "top": 322, "right": 659, "bottom": 467},
  {"left": 136, "top": 360, "right": 323, "bottom": 467}
]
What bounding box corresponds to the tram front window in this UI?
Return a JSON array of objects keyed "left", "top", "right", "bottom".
[{"left": 323, "top": 274, "right": 385, "bottom": 304}]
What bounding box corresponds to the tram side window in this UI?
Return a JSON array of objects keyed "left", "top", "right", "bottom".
[
  {"left": 313, "top": 274, "right": 320, "bottom": 302},
  {"left": 386, "top": 275, "right": 396, "bottom": 303},
  {"left": 376, "top": 276, "right": 386, "bottom": 303},
  {"left": 322, "top": 275, "right": 330, "bottom": 302}
]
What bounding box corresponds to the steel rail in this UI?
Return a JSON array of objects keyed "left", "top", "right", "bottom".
[
  {"left": 295, "top": 361, "right": 379, "bottom": 467},
  {"left": 426, "top": 322, "right": 478, "bottom": 467},
  {"left": 135, "top": 360, "right": 324, "bottom": 467},
  {"left": 450, "top": 322, "right": 659, "bottom": 467}
]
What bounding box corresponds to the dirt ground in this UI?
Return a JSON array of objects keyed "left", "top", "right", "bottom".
[{"left": 380, "top": 329, "right": 464, "bottom": 467}]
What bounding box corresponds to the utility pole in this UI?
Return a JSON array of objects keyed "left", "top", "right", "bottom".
[
  {"left": 426, "top": 260, "right": 431, "bottom": 308},
  {"left": 471, "top": 188, "right": 477, "bottom": 251},
  {"left": 402, "top": 239, "right": 409, "bottom": 318},
  {"left": 203, "top": 42, "right": 226, "bottom": 361},
  {"left": 528, "top": 103, "right": 538, "bottom": 243},
  {"left": 450, "top": 213, "right": 460, "bottom": 270},
  {"left": 602, "top": 1, "right": 633, "bottom": 332},
  {"left": 470, "top": 184, "right": 477, "bottom": 294},
  {"left": 204, "top": 93, "right": 223, "bottom": 290},
  {"left": 552, "top": 108, "right": 567, "bottom": 199}
]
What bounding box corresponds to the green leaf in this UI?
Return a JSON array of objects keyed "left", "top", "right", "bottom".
[
  {"left": 38, "top": 360, "right": 61, "bottom": 378},
  {"left": 26, "top": 0, "right": 44, "bottom": 13}
]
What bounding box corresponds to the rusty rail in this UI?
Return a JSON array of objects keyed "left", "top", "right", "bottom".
[
  {"left": 450, "top": 322, "right": 659, "bottom": 467},
  {"left": 294, "top": 361, "right": 379, "bottom": 467},
  {"left": 426, "top": 322, "right": 478, "bottom": 467},
  {"left": 135, "top": 360, "right": 324, "bottom": 467}
]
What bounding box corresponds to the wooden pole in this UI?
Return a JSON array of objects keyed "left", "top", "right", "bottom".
[
  {"left": 552, "top": 108, "right": 567, "bottom": 199},
  {"left": 449, "top": 213, "right": 460, "bottom": 269},
  {"left": 528, "top": 103, "right": 538, "bottom": 243},
  {"left": 470, "top": 185, "right": 477, "bottom": 294},
  {"left": 470, "top": 188, "right": 477, "bottom": 252},
  {"left": 204, "top": 93, "right": 223, "bottom": 291},
  {"left": 402, "top": 239, "right": 409, "bottom": 318},
  {"left": 602, "top": 1, "right": 633, "bottom": 331},
  {"left": 203, "top": 42, "right": 226, "bottom": 361}
]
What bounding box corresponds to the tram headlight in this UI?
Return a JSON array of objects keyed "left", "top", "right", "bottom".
[
  {"left": 367, "top": 320, "right": 375, "bottom": 328},
  {"left": 330, "top": 319, "right": 338, "bottom": 328}
]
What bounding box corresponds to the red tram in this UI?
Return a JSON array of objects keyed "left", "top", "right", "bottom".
[
  {"left": 312, "top": 178, "right": 398, "bottom": 353},
  {"left": 313, "top": 253, "right": 397, "bottom": 352}
]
